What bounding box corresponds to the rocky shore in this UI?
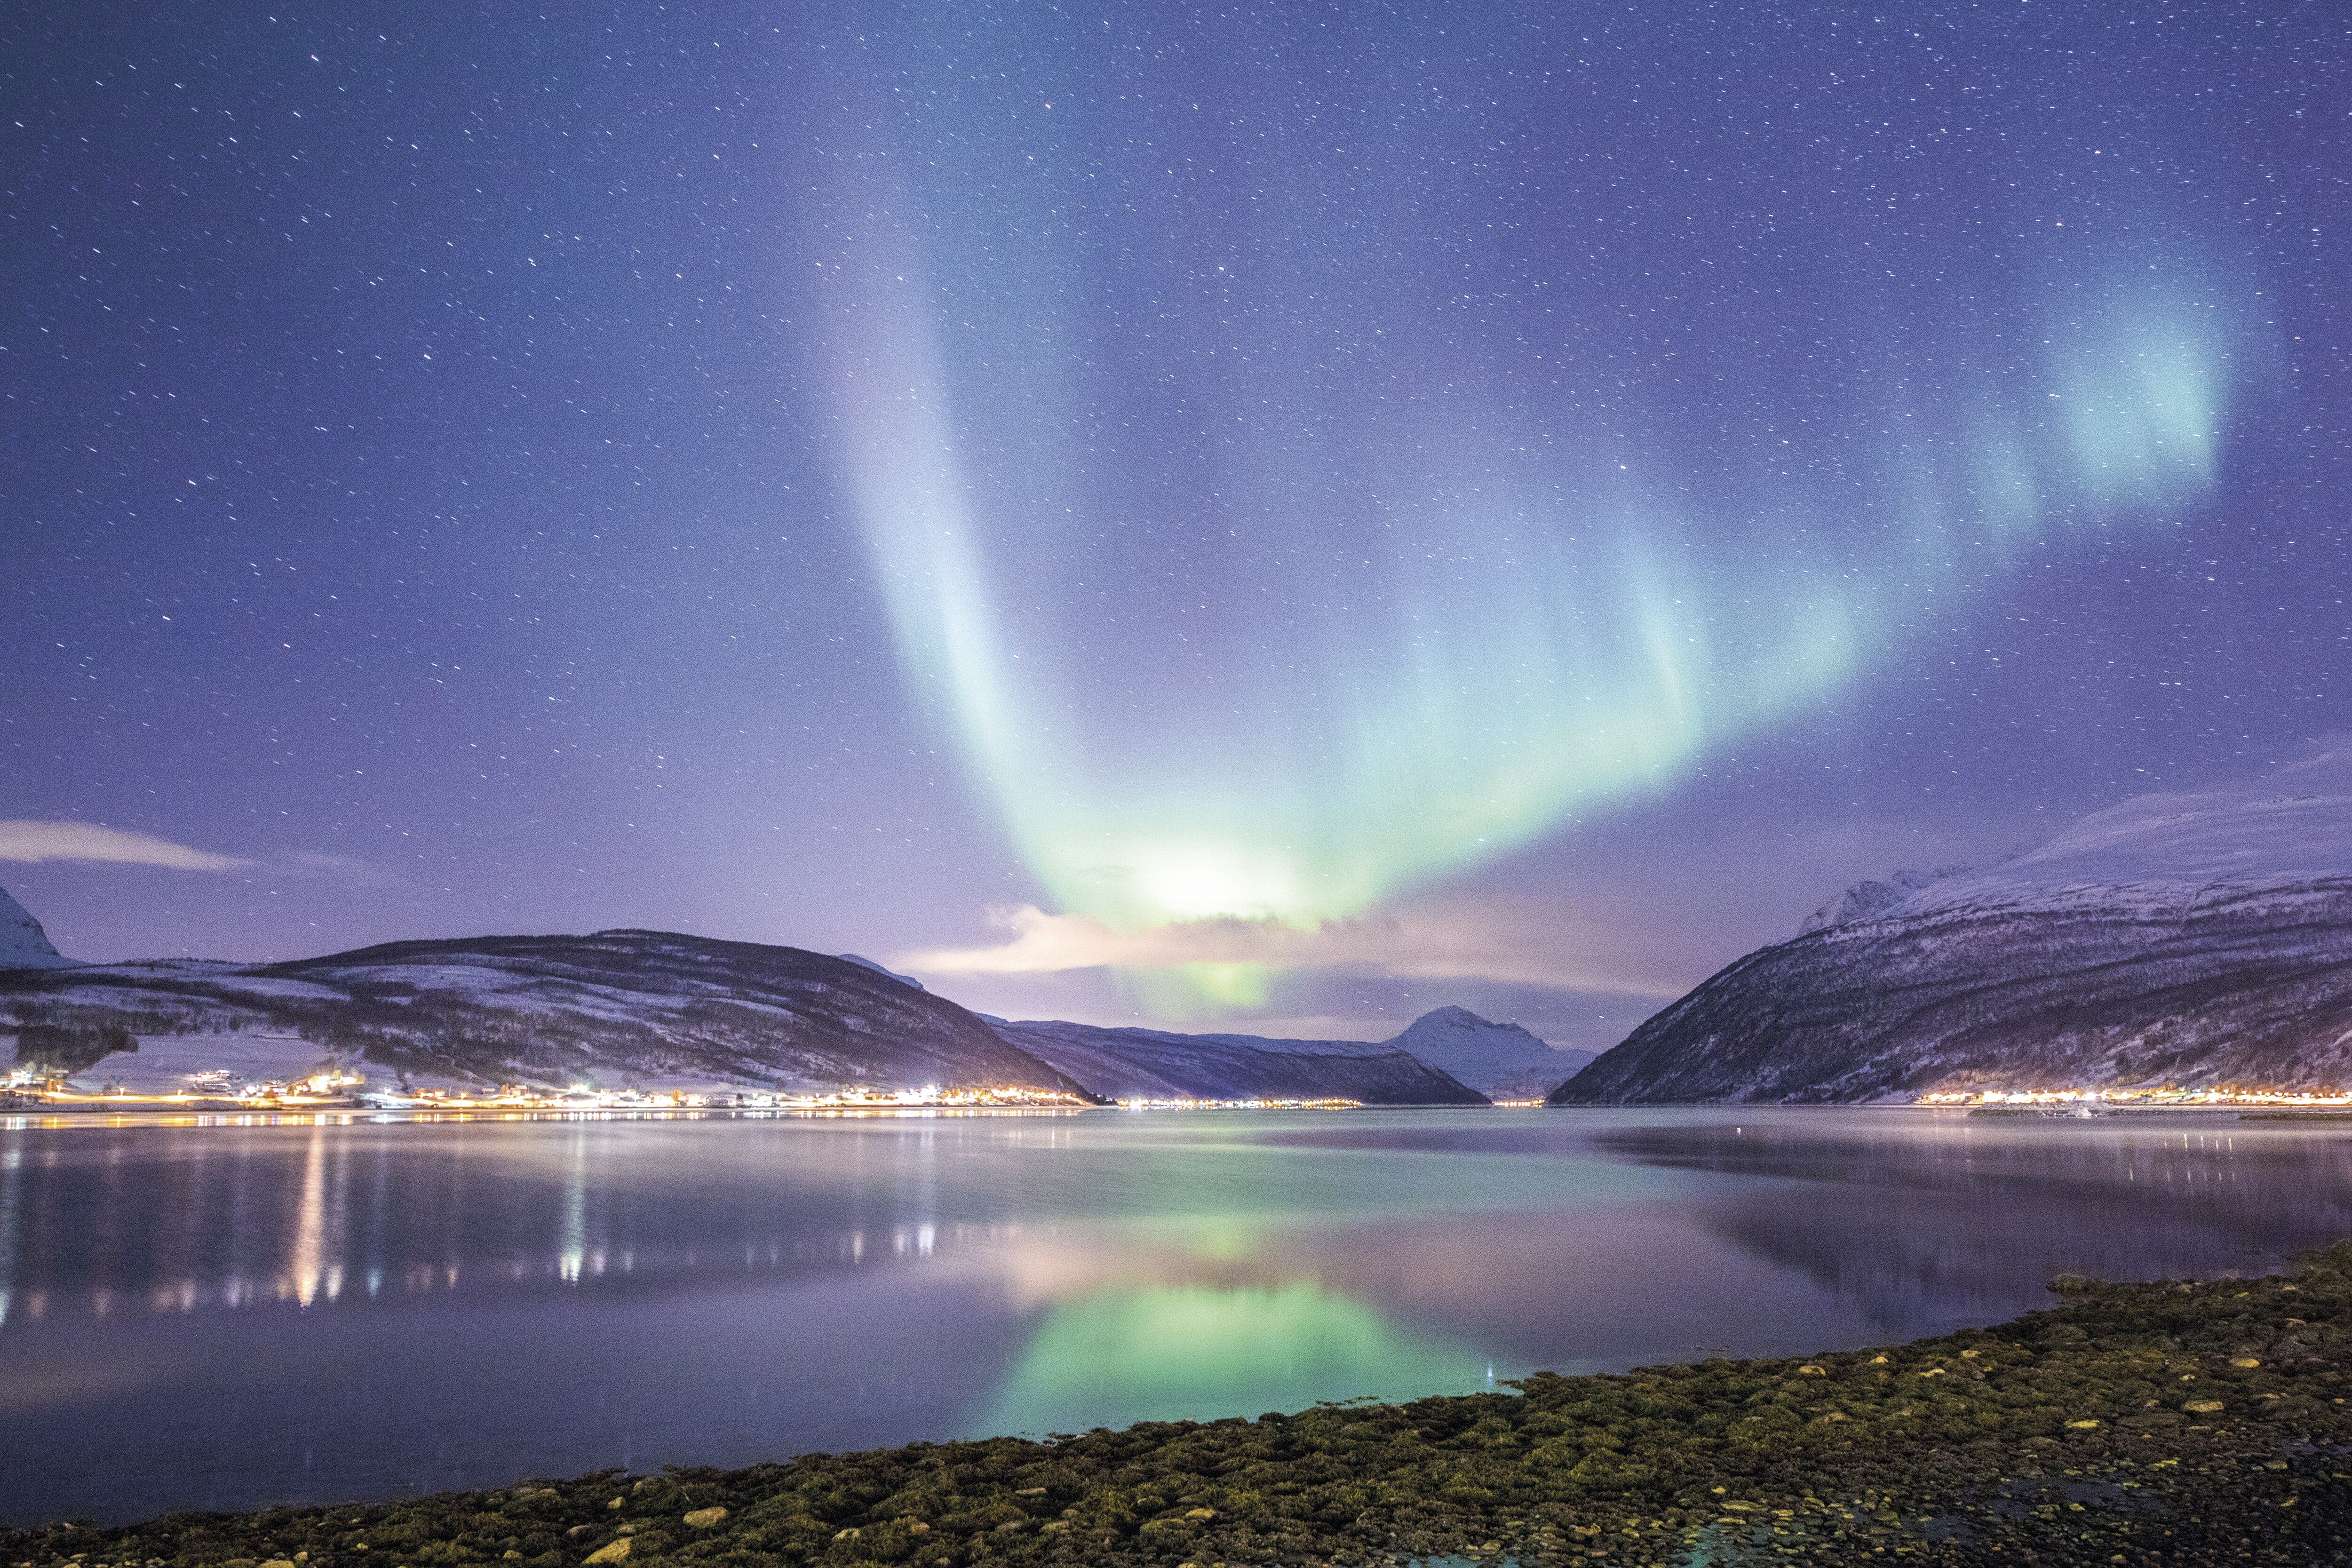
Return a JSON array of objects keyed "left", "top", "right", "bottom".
[{"left": 11, "top": 1250, "right": 2352, "bottom": 1566}]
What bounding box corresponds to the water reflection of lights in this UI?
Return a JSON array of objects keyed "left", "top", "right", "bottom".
[
  {"left": 6, "top": 1226, "right": 1018, "bottom": 1324},
  {"left": 0, "top": 1140, "right": 18, "bottom": 1327},
  {"left": 292, "top": 1125, "right": 327, "bottom": 1306},
  {"left": 0, "top": 1213, "right": 1134, "bottom": 1325},
  {"left": 559, "top": 1124, "right": 588, "bottom": 1284},
  {"left": 0, "top": 1101, "right": 1090, "bottom": 1315}
]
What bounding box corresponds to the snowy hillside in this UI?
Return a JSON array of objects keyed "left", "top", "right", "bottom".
[
  {"left": 0, "top": 884, "right": 73, "bottom": 971},
  {"left": 1840, "top": 751, "right": 2352, "bottom": 924},
  {"left": 0, "top": 879, "right": 1525, "bottom": 1105},
  {"left": 987, "top": 1017, "right": 1487, "bottom": 1105},
  {"left": 1554, "top": 752, "right": 2352, "bottom": 1104},
  {"left": 1384, "top": 1006, "right": 1592, "bottom": 1098},
  {"left": 0, "top": 929, "right": 1087, "bottom": 1094}
]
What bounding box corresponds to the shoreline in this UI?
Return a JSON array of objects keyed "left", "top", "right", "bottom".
[
  {"left": 0, "top": 1099, "right": 2319, "bottom": 1138},
  {"left": 1, "top": 1098, "right": 2309, "bottom": 1118},
  {"left": 9, "top": 1251, "right": 2350, "bottom": 1565}
]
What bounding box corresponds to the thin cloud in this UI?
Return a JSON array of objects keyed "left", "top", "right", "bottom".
[
  {"left": 901, "top": 903, "right": 1693, "bottom": 999},
  {"left": 0, "top": 820, "right": 250, "bottom": 872},
  {"left": 267, "top": 850, "right": 402, "bottom": 887}
]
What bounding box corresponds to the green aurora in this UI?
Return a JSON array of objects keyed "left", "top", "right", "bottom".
[
  {"left": 983, "top": 1281, "right": 1492, "bottom": 1439},
  {"left": 812, "top": 14, "right": 2273, "bottom": 1007}
]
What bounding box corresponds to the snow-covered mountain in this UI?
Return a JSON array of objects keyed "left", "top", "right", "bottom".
[
  {"left": 1384, "top": 1005, "right": 1592, "bottom": 1098},
  {"left": 0, "top": 884, "right": 73, "bottom": 971},
  {"left": 1553, "top": 752, "right": 2352, "bottom": 1104},
  {"left": 1851, "top": 751, "right": 2352, "bottom": 921},
  {"left": 0, "top": 879, "right": 1522, "bottom": 1104},
  {"left": 0, "top": 928, "right": 1087, "bottom": 1094},
  {"left": 985, "top": 1016, "right": 1488, "bottom": 1105}
]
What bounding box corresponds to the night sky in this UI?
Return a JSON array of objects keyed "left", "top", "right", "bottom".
[{"left": 5, "top": 2, "right": 2347, "bottom": 1047}]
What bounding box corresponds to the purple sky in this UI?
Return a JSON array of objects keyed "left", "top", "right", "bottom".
[{"left": 5, "top": 2, "right": 2346, "bottom": 1048}]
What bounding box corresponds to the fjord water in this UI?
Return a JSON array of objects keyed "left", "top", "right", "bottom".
[{"left": 5, "top": 1109, "right": 2352, "bottom": 1526}]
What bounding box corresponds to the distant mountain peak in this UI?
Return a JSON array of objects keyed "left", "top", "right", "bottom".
[
  {"left": 1407, "top": 1004, "right": 1500, "bottom": 1028},
  {"left": 0, "top": 884, "right": 74, "bottom": 971},
  {"left": 1387, "top": 1006, "right": 1589, "bottom": 1098},
  {"left": 1393, "top": 1004, "right": 1540, "bottom": 1044}
]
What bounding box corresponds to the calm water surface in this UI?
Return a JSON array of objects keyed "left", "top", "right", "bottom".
[{"left": 3, "top": 1106, "right": 2350, "bottom": 1526}]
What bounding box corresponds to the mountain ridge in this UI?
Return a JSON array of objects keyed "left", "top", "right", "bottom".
[
  {"left": 984, "top": 1014, "right": 1490, "bottom": 1105},
  {"left": 0, "top": 884, "right": 74, "bottom": 971},
  {"left": 0, "top": 875, "right": 1592, "bottom": 1104},
  {"left": 1553, "top": 755, "right": 2352, "bottom": 1104},
  {"left": 0, "top": 928, "right": 1089, "bottom": 1095},
  {"left": 0, "top": 907, "right": 1557, "bottom": 1105}
]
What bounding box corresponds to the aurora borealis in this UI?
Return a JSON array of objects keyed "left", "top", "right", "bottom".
[
  {"left": 811, "top": 4, "right": 2271, "bottom": 1003},
  {"left": 5, "top": 2, "right": 2347, "bottom": 1041}
]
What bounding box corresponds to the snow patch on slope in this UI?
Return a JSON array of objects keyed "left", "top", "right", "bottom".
[{"left": 1801, "top": 867, "right": 1964, "bottom": 933}]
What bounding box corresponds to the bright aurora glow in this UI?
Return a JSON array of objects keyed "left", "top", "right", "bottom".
[{"left": 808, "top": 8, "right": 2270, "bottom": 1003}]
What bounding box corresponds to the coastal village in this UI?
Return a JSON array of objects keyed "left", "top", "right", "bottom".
[
  {"left": 0, "top": 1057, "right": 1379, "bottom": 1114},
  {"left": 11, "top": 1065, "right": 2350, "bottom": 1116},
  {"left": 0, "top": 1062, "right": 1094, "bottom": 1113}
]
